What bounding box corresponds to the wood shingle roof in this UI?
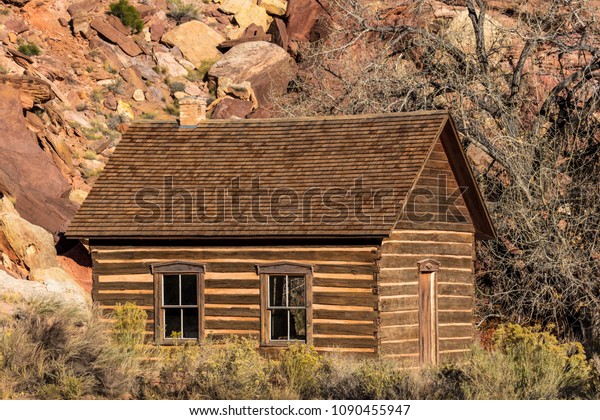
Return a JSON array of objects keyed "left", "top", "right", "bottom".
[{"left": 66, "top": 110, "right": 494, "bottom": 239}]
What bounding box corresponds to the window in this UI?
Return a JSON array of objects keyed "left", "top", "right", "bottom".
[
  {"left": 268, "top": 275, "right": 306, "bottom": 341},
  {"left": 151, "top": 262, "right": 205, "bottom": 344},
  {"left": 257, "top": 263, "right": 313, "bottom": 346},
  {"left": 162, "top": 273, "right": 199, "bottom": 339}
]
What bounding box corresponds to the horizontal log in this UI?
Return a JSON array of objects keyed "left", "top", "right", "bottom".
[
  {"left": 439, "top": 337, "right": 473, "bottom": 352},
  {"left": 388, "top": 230, "right": 473, "bottom": 243},
  {"left": 380, "top": 324, "right": 419, "bottom": 341},
  {"left": 380, "top": 255, "right": 472, "bottom": 270},
  {"left": 439, "top": 324, "right": 473, "bottom": 338},
  {"left": 93, "top": 293, "right": 153, "bottom": 306},
  {"left": 379, "top": 283, "right": 418, "bottom": 297},
  {"left": 205, "top": 279, "right": 258, "bottom": 289},
  {"left": 96, "top": 281, "right": 153, "bottom": 291},
  {"left": 438, "top": 269, "right": 473, "bottom": 283},
  {"left": 438, "top": 283, "right": 473, "bottom": 296},
  {"left": 93, "top": 261, "right": 375, "bottom": 276},
  {"left": 379, "top": 296, "right": 419, "bottom": 312},
  {"left": 314, "top": 322, "right": 375, "bottom": 336},
  {"left": 313, "top": 277, "right": 374, "bottom": 288},
  {"left": 206, "top": 332, "right": 259, "bottom": 340},
  {"left": 438, "top": 310, "right": 473, "bottom": 324},
  {"left": 94, "top": 249, "right": 377, "bottom": 263},
  {"left": 380, "top": 339, "right": 419, "bottom": 355},
  {"left": 314, "top": 309, "right": 376, "bottom": 321},
  {"left": 205, "top": 294, "right": 260, "bottom": 305},
  {"left": 205, "top": 306, "right": 260, "bottom": 318},
  {"left": 380, "top": 310, "right": 419, "bottom": 326},
  {"left": 205, "top": 318, "right": 260, "bottom": 330},
  {"left": 380, "top": 241, "right": 471, "bottom": 256},
  {"left": 96, "top": 274, "right": 153, "bottom": 282},
  {"left": 314, "top": 292, "right": 375, "bottom": 307},
  {"left": 313, "top": 336, "right": 376, "bottom": 349},
  {"left": 394, "top": 220, "right": 475, "bottom": 233},
  {"left": 438, "top": 296, "right": 472, "bottom": 311}
]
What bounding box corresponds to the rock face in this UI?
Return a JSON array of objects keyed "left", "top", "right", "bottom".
[
  {"left": 208, "top": 41, "right": 295, "bottom": 104},
  {"left": 259, "top": 0, "right": 287, "bottom": 16},
  {"left": 0, "top": 86, "right": 76, "bottom": 234},
  {"left": 0, "top": 75, "right": 54, "bottom": 109},
  {"left": 211, "top": 97, "right": 255, "bottom": 119},
  {"left": 0, "top": 197, "right": 88, "bottom": 306},
  {"left": 155, "top": 51, "right": 188, "bottom": 77},
  {"left": 161, "top": 21, "right": 224, "bottom": 68},
  {"left": 90, "top": 18, "right": 143, "bottom": 57},
  {"left": 285, "top": 0, "right": 326, "bottom": 44}
]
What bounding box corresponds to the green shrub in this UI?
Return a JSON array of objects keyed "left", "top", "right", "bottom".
[
  {"left": 18, "top": 43, "right": 41, "bottom": 56},
  {"left": 109, "top": 0, "right": 143, "bottom": 33},
  {"left": 169, "top": 81, "right": 186, "bottom": 94},
  {"left": 111, "top": 303, "right": 147, "bottom": 351},
  {"left": 462, "top": 324, "right": 592, "bottom": 399},
  {"left": 167, "top": 0, "right": 198, "bottom": 23}
]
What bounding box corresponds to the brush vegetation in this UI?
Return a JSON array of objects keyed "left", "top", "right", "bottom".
[{"left": 0, "top": 299, "right": 598, "bottom": 400}]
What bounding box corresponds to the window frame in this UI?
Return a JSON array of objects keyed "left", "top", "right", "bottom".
[
  {"left": 151, "top": 262, "right": 205, "bottom": 345},
  {"left": 256, "top": 262, "right": 313, "bottom": 347}
]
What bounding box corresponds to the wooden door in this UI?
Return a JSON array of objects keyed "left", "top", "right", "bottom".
[{"left": 418, "top": 259, "right": 439, "bottom": 365}]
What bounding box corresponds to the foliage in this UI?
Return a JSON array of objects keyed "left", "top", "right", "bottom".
[
  {"left": 109, "top": 0, "right": 143, "bottom": 33},
  {"left": 111, "top": 303, "right": 147, "bottom": 351},
  {"left": 169, "top": 81, "right": 186, "bottom": 94},
  {"left": 142, "top": 337, "right": 273, "bottom": 399},
  {"left": 18, "top": 43, "right": 41, "bottom": 56},
  {"left": 279, "top": 344, "right": 325, "bottom": 398},
  {"left": 167, "top": 0, "right": 198, "bottom": 23},
  {"left": 462, "top": 324, "right": 592, "bottom": 399}
]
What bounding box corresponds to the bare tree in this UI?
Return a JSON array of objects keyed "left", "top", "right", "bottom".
[{"left": 276, "top": 0, "right": 600, "bottom": 345}]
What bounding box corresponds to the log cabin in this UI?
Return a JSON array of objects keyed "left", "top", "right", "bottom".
[{"left": 66, "top": 100, "right": 495, "bottom": 366}]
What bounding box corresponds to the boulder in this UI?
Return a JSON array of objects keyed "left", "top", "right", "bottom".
[
  {"left": 0, "top": 75, "right": 54, "bottom": 109},
  {"left": 104, "top": 93, "right": 118, "bottom": 111},
  {"left": 0, "top": 269, "right": 89, "bottom": 308},
  {"left": 0, "top": 86, "right": 75, "bottom": 233},
  {"left": 2, "top": 15, "right": 29, "bottom": 33},
  {"left": 259, "top": 0, "right": 287, "bottom": 16},
  {"left": 90, "top": 18, "right": 143, "bottom": 57},
  {"left": 285, "top": 0, "right": 326, "bottom": 43},
  {"left": 267, "top": 17, "right": 288, "bottom": 49},
  {"left": 211, "top": 97, "right": 254, "bottom": 119},
  {"left": 154, "top": 51, "right": 188, "bottom": 77},
  {"left": 208, "top": 41, "right": 296, "bottom": 105},
  {"left": 117, "top": 100, "right": 135, "bottom": 120},
  {"left": 67, "top": 0, "right": 99, "bottom": 17},
  {"left": 219, "top": 0, "right": 272, "bottom": 30},
  {"left": 133, "top": 89, "right": 145, "bottom": 101},
  {"left": 150, "top": 21, "right": 166, "bottom": 42},
  {"left": 161, "top": 21, "right": 224, "bottom": 68},
  {"left": 120, "top": 66, "right": 148, "bottom": 92}
]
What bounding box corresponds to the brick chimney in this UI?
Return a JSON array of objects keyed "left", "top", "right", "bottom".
[{"left": 178, "top": 96, "right": 206, "bottom": 127}]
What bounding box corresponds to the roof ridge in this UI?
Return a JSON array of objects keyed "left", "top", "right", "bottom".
[{"left": 128, "top": 109, "right": 450, "bottom": 126}]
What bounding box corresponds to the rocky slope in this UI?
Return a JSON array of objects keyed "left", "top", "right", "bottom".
[{"left": 0, "top": 0, "right": 594, "bottom": 305}]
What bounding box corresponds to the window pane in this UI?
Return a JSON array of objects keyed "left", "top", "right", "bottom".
[
  {"left": 180, "top": 274, "right": 198, "bottom": 305},
  {"left": 163, "top": 275, "right": 179, "bottom": 305},
  {"left": 289, "top": 309, "right": 306, "bottom": 340},
  {"left": 269, "top": 275, "right": 285, "bottom": 307},
  {"left": 270, "top": 309, "right": 288, "bottom": 340},
  {"left": 182, "top": 308, "right": 199, "bottom": 339},
  {"left": 288, "top": 276, "right": 305, "bottom": 307},
  {"left": 164, "top": 308, "right": 181, "bottom": 338}
]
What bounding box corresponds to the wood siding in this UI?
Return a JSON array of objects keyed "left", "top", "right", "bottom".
[
  {"left": 92, "top": 245, "right": 379, "bottom": 355},
  {"left": 378, "top": 137, "right": 476, "bottom": 365}
]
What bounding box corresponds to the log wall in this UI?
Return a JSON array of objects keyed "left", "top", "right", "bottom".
[
  {"left": 378, "top": 138, "right": 476, "bottom": 365},
  {"left": 91, "top": 244, "right": 379, "bottom": 356}
]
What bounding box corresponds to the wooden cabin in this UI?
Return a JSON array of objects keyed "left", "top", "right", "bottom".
[{"left": 66, "top": 109, "right": 495, "bottom": 366}]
